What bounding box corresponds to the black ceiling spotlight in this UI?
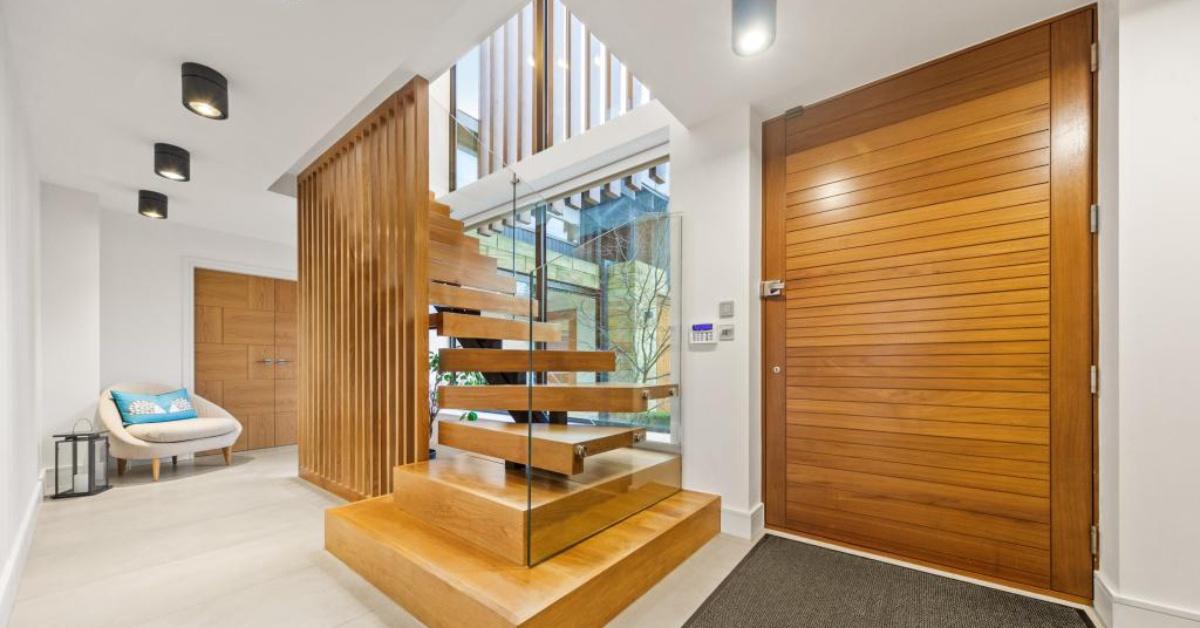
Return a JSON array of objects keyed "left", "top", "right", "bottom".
[
  {"left": 181, "top": 62, "right": 228, "bottom": 119},
  {"left": 154, "top": 143, "right": 191, "bottom": 181},
  {"left": 138, "top": 190, "right": 168, "bottom": 219}
]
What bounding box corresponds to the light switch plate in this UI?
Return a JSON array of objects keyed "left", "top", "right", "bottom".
[
  {"left": 719, "top": 301, "right": 735, "bottom": 319},
  {"left": 718, "top": 324, "right": 735, "bottom": 341}
]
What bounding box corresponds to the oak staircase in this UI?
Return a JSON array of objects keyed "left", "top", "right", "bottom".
[{"left": 325, "top": 197, "right": 712, "bottom": 627}]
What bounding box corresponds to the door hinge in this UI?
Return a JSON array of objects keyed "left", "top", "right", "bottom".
[
  {"left": 1089, "top": 203, "right": 1099, "bottom": 234},
  {"left": 1090, "top": 525, "right": 1099, "bottom": 556},
  {"left": 1090, "top": 365, "right": 1099, "bottom": 395},
  {"left": 1090, "top": 42, "right": 1099, "bottom": 72},
  {"left": 786, "top": 104, "right": 807, "bottom": 118},
  {"left": 760, "top": 279, "right": 785, "bottom": 299}
]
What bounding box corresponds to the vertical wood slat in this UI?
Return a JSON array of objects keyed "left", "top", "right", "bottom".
[{"left": 297, "top": 77, "right": 430, "bottom": 502}]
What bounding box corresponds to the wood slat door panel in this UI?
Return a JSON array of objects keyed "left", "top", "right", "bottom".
[
  {"left": 762, "top": 9, "right": 1094, "bottom": 600},
  {"left": 193, "top": 268, "right": 299, "bottom": 454}
]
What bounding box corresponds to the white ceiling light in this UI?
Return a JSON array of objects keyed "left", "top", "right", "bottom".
[{"left": 731, "top": 0, "right": 776, "bottom": 57}]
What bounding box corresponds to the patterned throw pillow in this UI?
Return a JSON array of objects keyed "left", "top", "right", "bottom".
[{"left": 110, "top": 388, "right": 199, "bottom": 425}]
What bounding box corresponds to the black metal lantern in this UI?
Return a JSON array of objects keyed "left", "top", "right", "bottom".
[
  {"left": 139, "top": 190, "right": 168, "bottom": 219},
  {"left": 181, "top": 62, "right": 229, "bottom": 120},
  {"left": 52, "top": 428, "right": 111, "bottom": 498},
  {"left": 154, "top": 143, "right": 191, "bottom": 181}
]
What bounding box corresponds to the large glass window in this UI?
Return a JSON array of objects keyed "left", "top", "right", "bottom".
[{"left": 448, "top": 1, "right": 652, "bottom": 190}]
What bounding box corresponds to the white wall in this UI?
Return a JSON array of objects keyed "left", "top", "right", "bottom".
[
  {"left": 671, "top": 106, "right": 764, "bottom": 537},
  {"left": 1105, "top": 0, "right": 1200, "bottom": 625},
  {"left": 38, "top": 184, "right": 101, "bottom": 470},
  {"left": 0, "top": 14, "right": 43, "bottom": 624},
  {"left": 99, "top": 211, "right": 296, "bottom": 390}
]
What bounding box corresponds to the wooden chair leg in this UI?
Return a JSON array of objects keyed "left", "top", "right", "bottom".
[
  {"left": 117, "top": 458, "right": 127, "bottom": 476},
  {"left": 172, "top": 455, "right": 178, "bottom": 466},
  {"left": 151, "top": 458, "right": 161, "bottom": 481},
  {"left": 222, "top": 447, "right": 232, "bottom": 466}
]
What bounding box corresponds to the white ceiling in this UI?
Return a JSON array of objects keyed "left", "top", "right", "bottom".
[
  {"left": 567, "top": 0, "right": 1091, "bottom": 126},
  {"left": 0, "top": 0, "right": 524, "bottom": 244},
  {"left": 3, "top": 0, "right": 1091, "bottom": 245}
]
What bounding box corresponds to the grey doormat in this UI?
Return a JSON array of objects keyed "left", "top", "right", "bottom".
[{"left": 685, "top": 535, "right": 1093, "bottom": 628}]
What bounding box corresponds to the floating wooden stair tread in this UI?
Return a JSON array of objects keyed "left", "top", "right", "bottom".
[
  {"left": 429, "top": 283, "right": 538, "bottom": 317},
  {"left": 391, "top": 449, "right": 682, "bottom": 565},
  {"left": 439, "top": 383, "right": 677, "bottom": 413},
  {"left": 429, "top": 259, "right": 515, "bottom": 293},
  {"left": 429, "top": 239, "right": 497, "bottom": 269},
  {"left": 438, "top": 418, "right": 643, "bottom": 474},
  {"left": 431, "top": 311, "right": 562, "bottom": 343},
  {"left": 326, "top": 489, "right": 718, "bottom": 627},
  {"left": 430, "top": 199, "right": 451, "bottom": 216},
  {"left": 438, "top": 348, "right": 614, "bottom": 373}
]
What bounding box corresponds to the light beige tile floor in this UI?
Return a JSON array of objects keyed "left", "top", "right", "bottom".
[{"left": 10, "top": 446, "right": 751, "bottom": 628}]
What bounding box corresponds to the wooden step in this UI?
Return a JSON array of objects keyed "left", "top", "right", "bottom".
[
  {"left": 429, "top": 239, "right": 490, "bottom": 267},
  {"left": 438, "top": 349, "right": 614, "bottom": 373},
  {"left": 439, "top": 383, "right": 677, "bottom": 413},
  {"left": 429, "top": 259, "right": 515, "bottom": 293},
  {"left": 429, "top": 282, "right": 539, "bottom": 317},
  {"left": 326, "top": 488, "right": 717, "bottom": 627},
  {"left": 391, "top": 449, "right": 681, "bottom": 564},
  {"left": 431, "top": 220, "right": 467, "bottom": 245},
  {"left": 438, "top": 418, "right": 644, "bottom": 474},
  {"left": 430, "top": 200, "right": 451, "bottom": 217},
  {"left": 432, "top": 312, "right": 562, "bottom": 343},
  {"left": 431, "top": 212, "right": 465, "bottom": 232}
]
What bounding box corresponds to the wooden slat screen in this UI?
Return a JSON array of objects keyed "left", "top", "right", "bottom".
[
  {"left": 762, "top": 9, "right": 1094, "bottom": 600},
  {"left": 297, "top": 77, "right": 430, "bottom": 501}
]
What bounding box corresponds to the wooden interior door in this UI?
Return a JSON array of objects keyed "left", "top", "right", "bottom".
[
  {"left": 761, "top": 9, "right": 1094, "bottom": 600},
  {"left": 194, "top": 269, "right": 299, "bottom": 451}
]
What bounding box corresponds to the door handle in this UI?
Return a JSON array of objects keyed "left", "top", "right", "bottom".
[
  {"left": 256, "top": 358, "right": 276, "bottom": 365},
  {"left": 274, "top": 359, "right": 291, "bottom": 365}
]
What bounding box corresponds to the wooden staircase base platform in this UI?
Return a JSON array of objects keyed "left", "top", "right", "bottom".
[
  {"left": 393, "top": 449, "right": 681, "bottom": 564},
  {"left": 326, "top": 490, "right": 720, "bottom": 628}
]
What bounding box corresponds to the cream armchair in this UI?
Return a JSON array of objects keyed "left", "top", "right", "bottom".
[{"left": 96, "top": 383, "right": 242, "bottom": 481}]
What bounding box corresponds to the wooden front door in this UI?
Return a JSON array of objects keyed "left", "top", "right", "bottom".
[
  {"left": 194, "top": 268, "right": 298, "bottom": 452},
  {"left": 761, "top": 9, "right": 1095, "bottom": 599}
]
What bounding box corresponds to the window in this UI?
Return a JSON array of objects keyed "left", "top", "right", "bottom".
[{"left": 448, "top": 1, "right": 652, "bottom": 190}]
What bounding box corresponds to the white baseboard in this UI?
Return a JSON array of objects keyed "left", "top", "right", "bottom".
[
  {"left": 1, "top": 479, "right": 43, "bottom": 625},
  {"left": 720, "top": 502, "right": 764, "bottom": 540},
  {"left": 1097, "top": 572, "right": 1200, "bottom": 628},
  {"left": 1094, "top": 572, "right": 1115, "bottom": 628}
]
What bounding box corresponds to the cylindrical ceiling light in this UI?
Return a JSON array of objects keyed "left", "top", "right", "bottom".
[
  {"left": 732, "top": 0, "right": 777, "bottom": 57},
  {"left": 181, "top": 62, "right": 228, "bottom": 119},
  {"left": 154, "top": 143, "right": 191, "bottom": 181},
  {"left": 138, "top": 190, "right": 168, "bottom": 219}
]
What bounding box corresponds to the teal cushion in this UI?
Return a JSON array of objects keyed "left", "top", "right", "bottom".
[{"left": 110, "top": 388, "right": 199, "bottom": 425}]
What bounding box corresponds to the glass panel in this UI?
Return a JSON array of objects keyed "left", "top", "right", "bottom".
[
  {"left": 94, "top": 438, "right": 108, "bottom": 487},
  {"left": 523, "top": 165, "right": 681, "bottom": 565},
  {"left": 433, "top": 100, "right": 678, "bottom": 568}
]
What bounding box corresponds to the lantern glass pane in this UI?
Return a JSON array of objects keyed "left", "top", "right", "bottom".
[
  {"left": 55, "top": 440, "right": 72, "bottom": 495},
  {"left": 94, "top": 438, "right": 108, "bottom": 487}
]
